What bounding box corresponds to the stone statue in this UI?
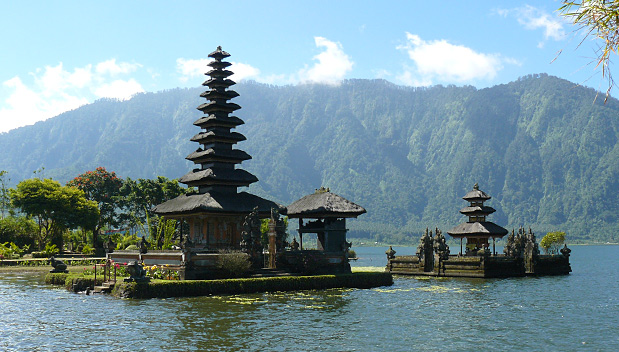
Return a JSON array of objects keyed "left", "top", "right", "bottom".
[
  {"left": 103, "top": 237, "right": 115, "bottom": 254},
  {"left": 290, "top": 238, "right": 300, "bottom": 251},
  {"left": 416, "top": 227, "right": 433, "bottom": 260},
  {"left": 49, "top": 256, "right": 68, "bottom": 273},
  {"left": 180, "top": 235, "right": 194, "bottom": 251},
  {"left": 386, "top": 246, "right": 396, "bottom": 260},
  {"left": 433, "top": 228, "right": 450, "bottom": 260},
  {"left": 504, "top": 229, "right": 516, "bottom": 257},
  {"left": 560, "top": 244, "right": 571, "bottom": 257},
  {"left": 139, "top": 236, "right": 149, "bottom": 254},
  {"left": 124, "top": 260, "right": 149, "bottom": 282}
]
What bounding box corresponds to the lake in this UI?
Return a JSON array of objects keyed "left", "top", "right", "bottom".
[{"left": 1, "top": 245, "right": 617, "bottom": 351}]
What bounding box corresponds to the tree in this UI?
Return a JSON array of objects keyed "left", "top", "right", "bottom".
[
  {"left": 11, "top": 178, "right": 99, "bottom": 250},
  {"left": 119, "top": 176, "right": 188, "bottom": 227},
  {"left": 67, "top": 167, "right": 123, "bottom": 246},
  {"left": 559, "top": 1, "right": 619, "bottom": 101},
  {"left": 540, "top": 231, "right": 567, "bottom": 254},
  {"left": 0, "top": 170, "right": 11, "bottom": 219}
]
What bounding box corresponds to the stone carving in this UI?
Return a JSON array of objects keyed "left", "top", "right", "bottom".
[
  {"left": 416, "top": 228, "right": 433, "bottom": 260},
  {"left": 271, "top": 207, "right": 287, "bottom": 253},
  {"left": 289, "top": 238, "right": 300, "bottom": 251},
  {"left": 433, "top": 228, "right": 450, "bottom": 260},
  {"left": 124, "top": 260, "right": 150, "bottom": 282},
  {"left": 560, "top": 244, "right": 571, "bottom": 257},
  {"left": 139, "top": 236, "right": 150, "bottom": 254},
  {"left": 385, "top": 246, "right": 396, "bottom": 260},
  {"left": 49, "top": 256, "right": 68, "bottom": 273},
  {"left": 240, "top": 207, "right": 261, "bottom": 255},
  {"left": 103, "top": 237, "right": 115, "bottom": 254}
]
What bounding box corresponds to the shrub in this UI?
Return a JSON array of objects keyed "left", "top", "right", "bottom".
[
  {"left": 0, "top": 242, "right": 25, "bottom": 259},
  {"left": 347, "top": 249, "right": 357, "bottom": 259},
  {"left": 81, "top": 244, "right": 95, "bottom": 255},
  {"left": 541, "top": 231, "right": 566, "bottom": 254},
  {"left": 125, "top": 244, "right": 139, "bottom": 251},
  {"left": 218, "top": 250, "right": 252, "bottom": 278}
]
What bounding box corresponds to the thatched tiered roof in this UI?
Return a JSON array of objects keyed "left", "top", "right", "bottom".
[{"left": 287, "top": 187, "right": 366, "bottom": 218}]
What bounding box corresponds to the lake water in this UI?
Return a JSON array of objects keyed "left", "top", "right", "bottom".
[{"left": 1, "top": 245, "right": 617, "bottom": 351}]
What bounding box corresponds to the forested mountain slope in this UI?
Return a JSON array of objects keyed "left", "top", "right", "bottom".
[{"left": 1, "top": 74, "right": 616, "bottom": 242}]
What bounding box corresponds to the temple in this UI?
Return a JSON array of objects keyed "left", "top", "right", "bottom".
[
  {"left": 447, "top": 183, "right": 508, "bottom": 256},
  {"left": 386, "top": 184, "right": 571, "bottom": 277},
  {"left": 152, "top": 46, "right": 285, "bottom": 250}
]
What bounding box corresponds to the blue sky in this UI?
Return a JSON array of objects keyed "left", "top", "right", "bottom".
[{"left": 0, "top": 1, "right": 606, "bottom": 133}]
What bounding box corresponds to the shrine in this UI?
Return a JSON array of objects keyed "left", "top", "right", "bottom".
[
  {"left": 283, "top": 187, "right": 366, "bottom": 274},
  {"left": 447, "top": 183, "right": 508, "bottom": 256},
  {"left": 385, "top": 183, "right": 571, "bottom": 278}
]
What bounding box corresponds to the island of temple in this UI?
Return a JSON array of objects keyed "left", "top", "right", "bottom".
[
  {"left": 107, "top": 47, "right": 364, "bottom": 279},
  {"left": 386, "top": 184, "right": 571, "bottom": 277}
]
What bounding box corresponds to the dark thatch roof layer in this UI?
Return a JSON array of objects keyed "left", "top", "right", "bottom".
[
  {"left": 208, "top": 46, "right": 230, "bottom": 59},
  {"left": 152, "top": 191, "right": 286, "bottom": 216},
  {"left": 197, "top": 101, "right": 240, "bottom": 113},
  {"left": 459, "top": 206, "right": 496, "bottom": 216},
  {"left": 185, "top": 148, "right": 251, "bottom": 163},
  {"left": 202, "top": 78, "right": 236, "bottom": 88},
  {"left": 179, "top": 168, "right": 258, "bottom": 187},
  {"left": 208, "top": 61, "right": 232, "bottom": 69},
  {"left": 462, "top": 188, "right": 491, "bottom": 201},
  {"left": 200, "top": 90, "right": 239, "bottom": 100},
  {"left": 190, "top": 131, "right": 246, "bottom": 144},
  {"left": 287, "top": 191, "right": 366, "bottom": 218},
  {"left": 193, "top": 115, "right": 244, "bottom": 128},
  {"left": 206, "top": 69, "right": 233, "bottom": 78},
  {"left": 447, "top": 221, "right": 508, "bottom": 238}
]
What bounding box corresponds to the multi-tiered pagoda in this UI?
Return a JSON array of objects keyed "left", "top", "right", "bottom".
[
  {"left": 447, "top": 183, "right": 508, "bottom": 255},
  {"left": 153, "top": 46, "right": 284, "bottom": 250}
]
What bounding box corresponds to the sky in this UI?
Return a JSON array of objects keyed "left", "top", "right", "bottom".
[{"left": 0, "top": 1, "right": 608, "bottom": 133}]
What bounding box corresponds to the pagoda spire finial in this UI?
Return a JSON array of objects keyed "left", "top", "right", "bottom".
[{"left": 473, "top": 183, "right": 479, "bottom": 190}]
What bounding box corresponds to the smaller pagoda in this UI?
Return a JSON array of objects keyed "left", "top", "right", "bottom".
[{"left": 447, "top": 183, "right": 508, "bottom": 255}]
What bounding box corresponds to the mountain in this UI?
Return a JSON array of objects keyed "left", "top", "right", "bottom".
[{"left": 1, "top": 74, "right": 617, "bottom": 243}]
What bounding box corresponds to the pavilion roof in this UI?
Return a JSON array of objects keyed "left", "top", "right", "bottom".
[
  {"left": 287, "top": 187, "right": 366, "bottom": 218},
  {"left": 463, "top": 183, "right": 491, "bottom": 201},
  {"left": 447, "top": 221, "right": 508, "bottom": 238},
  {"left": 153, "top": 191, "right": 286, "bottom": 217}
]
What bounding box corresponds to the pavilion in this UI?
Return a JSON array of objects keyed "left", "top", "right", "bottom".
[{"left": 447, "top": 183, "right": 508, "bottom": 255}]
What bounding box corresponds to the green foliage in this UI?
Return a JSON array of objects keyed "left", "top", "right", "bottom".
[
  {"left": 0, "top": 170, "right": 11, "bottom": 219},
  {"left": 118, "top": 176, "right": 188, "bottom": 228},
  {"left": 540, "top": 231, "right": 567, "bottom": 254},
  {"left": 111, "top": 272, "right": 393, "bottom": 299},
  {"left": 11, "top": 178, "right": 99, "bottom": 250},
  {"left": 347, "top": 249, "right": 357, "bottom": 259},
  {"left": 217, "top": 250, "right": 252, "bottom": 278},
  {"left": 0, "top": 242, "right": 25, "bottom": 259},
  {"left": 133, "top": 211, "right": 177, "bottom": 250},
  {"left": 0, "top": 216, "right": 37, "bottom": 248},
  {"left": 144, "top": 264, "right": 180, "bottom": 280},
  {"left": 115, "top": 233, "right": 139, "bottom": 250},
  {"left": 125, "top": 244, "right": 139, "bottom": 251},
  {"left": 81, "top": 244, "right": 95, "bottom": 255},
  {"left": 66, "top": 167, "right": 123, "bottom": 246},
  {"left": 559, "top": 0, "right": 619, "bottom": 101}
]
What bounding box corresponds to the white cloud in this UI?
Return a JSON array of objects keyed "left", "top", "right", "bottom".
[
  {"left": 230, "top": 62, "right": 260, "bottom": 82},
  {"left": 176, "top": 58, "right": 260, "bottom": 83},
  {"left": 96, "top": 59, "right": 142, "bottom": 75},
  {"left": 93, "top": 79, "right": 144, "bottom": 100},
  {"left": 298, "top": 37, "right": 354, "bottom": 85},
  {"left": 176, "top": 58, "right": 211, "bottom": 83},
  {"left": 498, "top": 5, "right": 566, "bottom": 42},
  {"left": 0, "top": 60, "right": 145, "bottom": 133},
  {"left": 396, "top": 33, "right": 512, "bottom": 86}
]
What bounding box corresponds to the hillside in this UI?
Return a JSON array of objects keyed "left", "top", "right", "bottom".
[{"left": 0, "top": 75, "right": 617, "bottom": 243}]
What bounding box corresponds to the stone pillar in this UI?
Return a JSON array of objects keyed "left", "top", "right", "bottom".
[{"left": 268, "top": 219, "right": 277, "bottom": 268}]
